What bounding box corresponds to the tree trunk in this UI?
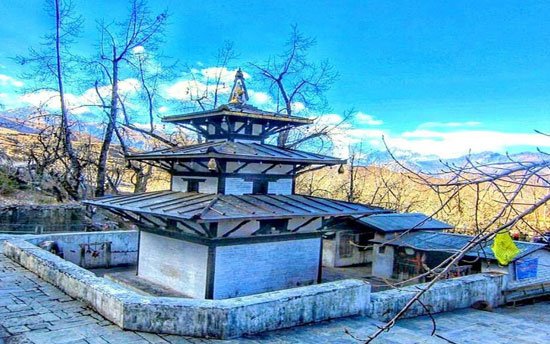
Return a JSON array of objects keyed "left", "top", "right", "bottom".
[
  {"left": 95, "top": 57, "right": 119, "bottom": 197},
  {"left": 54, "top": 0, "right": 81, "bottom": 200},
  {"left": 132, "top": 165, "right": 152, "bottom": 193}
]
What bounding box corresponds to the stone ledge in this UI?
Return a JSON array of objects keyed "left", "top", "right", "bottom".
[
  {"left": 367, "top": 273, "right": 505, "bottom": 321},
  {"left": 2, "top": 238, "right": 370, "bottom": 339}
]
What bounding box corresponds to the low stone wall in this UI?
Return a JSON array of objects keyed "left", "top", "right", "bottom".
[
  {"left": 1, "top": 231, "right": 507, "bottom": 338},
  {"left": 367, "top": 273, "right": 505, "bottom": 321},
  {"left": 2, "top": 238, "right": 370, "bottom": 339},
  {"left": 27, "top": 230, "right": 138, "bottom": 268}
]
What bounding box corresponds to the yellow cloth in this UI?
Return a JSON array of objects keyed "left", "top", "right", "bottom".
[{"left": 491, "top": 231, "right": 520, "bottom": 265}]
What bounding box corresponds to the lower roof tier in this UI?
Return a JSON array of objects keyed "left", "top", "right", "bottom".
[{"left": 84, "top": 191, "right": 386, "bottom": 223}]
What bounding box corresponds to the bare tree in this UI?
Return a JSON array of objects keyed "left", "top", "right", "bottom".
[
  {"left": 251, "top": 25, "right": 340, "bottom": 148},
  {"left": 92, "top": 0, "right": 168, "bottom": 197},
  {"left": 178, "top": 41, "right": 237, "bottom": 111},
  {"left": 352, "top": 137, "right": 550, "bottom": 343},
  {"left": 16, "top": 0, "right": 84, "bottom": 200}
]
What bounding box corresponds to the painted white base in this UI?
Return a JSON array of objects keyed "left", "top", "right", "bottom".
[
  {"left": 138, "top": 231, "right": 208, "bottom": 298},
  {"left": 137, "top": 231, "right": 322, "bottom": 299},
  {"left": 213, "top": 238, "right": 322, "bottom": 299}
]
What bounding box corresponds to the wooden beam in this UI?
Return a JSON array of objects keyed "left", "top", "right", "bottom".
[
  {"left": 205, "top": 246, "right": 216, "bottom": 299},
  {"left": 175, "top": 220, "right": 208, "bottom": 237},
  {"left": 222, "top": 220, "right": 250, "bottom": 238},
  {"left": 261, "top": 164, "right": 278, "bottom": 174},
  {"left": 233, "top": 162, "right": 250, "bottom": 173},
  {"left": 290, "top": 217, "right": 319, "bottom": 233}
]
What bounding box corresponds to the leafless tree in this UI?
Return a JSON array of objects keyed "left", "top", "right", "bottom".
[
  {"left": 251, "top": 25, "right": 340, "bottom": 148},
  {"left": 92, "top": 0, "right": 168, "bottom": 197},
  {"left": 178, "top": 41, "right": 237, "bottom": 110},
  {"left": 16, "top": 0, "right": 84, "bottom": 200},
  {"left": 352, "top": 136, "right": 550, "bottom": 343}
]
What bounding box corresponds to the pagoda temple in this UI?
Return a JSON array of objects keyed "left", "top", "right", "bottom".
[{"left": 85, "top": 70, "right": 385, "bottom": 299}]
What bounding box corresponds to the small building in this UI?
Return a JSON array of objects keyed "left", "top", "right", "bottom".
[
  {"left": 322, "top": 213, "right": 452, "bottom": 280},
  {"left": 374, "top": 231, "right": 550, "bottom": 288},
  {"left": 85, "top": 70, "right": 385, "bottom": 299}
]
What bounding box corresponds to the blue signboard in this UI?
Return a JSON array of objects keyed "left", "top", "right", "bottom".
[{"left": 515, "top": 258, "right": 538, "bottom": 280}]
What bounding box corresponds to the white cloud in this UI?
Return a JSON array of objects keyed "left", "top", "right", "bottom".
[
  {"left": 248, "top": 90, "right": 271, "bottom": 106},
  {"left": 132, "top": 46, "right": 145, "bottom": 54},
  {"left": 291, "top": 101, "right": 306, "bottom": 113},
  {"left": 312, "top": 112, "right": 550, "bottom": 159},
  {"left": 0, "top": 74, "right": 23, "bottom": 88},
  {"left": 164, "top": 67, "right": 250, "bottom": 104},
  {"left": 418, "top": 121, "right": 481, "bottom": 129},
  {"left": 19, "top": 78, "right": 141, "bottom": 115},
  {"left": 158, "top": 106, "right": 169, "bottom": 113},
  {"left": 390, "top": 129, "right": 550, "bottom": 158},
  {"left": 356, "top": 112, "right": 383, "bottom": 125}
]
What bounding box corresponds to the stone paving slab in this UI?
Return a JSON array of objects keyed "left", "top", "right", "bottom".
[{"left": 1, "top": 242, "right": 549, "bottom": 344}]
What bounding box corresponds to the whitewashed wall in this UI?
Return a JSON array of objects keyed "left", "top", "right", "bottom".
[
  {"left": 226, "top": 162, "right": 293, "bottom": 174},
  {"left": 224, "top": 178, "right": 253, "bottom": 195},
  {"left": 371, "top": 233, "right": 395, "bottom": 278},
  {"left": 213, "top": 238, "right": 321, "bottom": 299},
  {"left": 482, "top": 249, "right": 550, "bottom": 289},
  {"left": 268, "top": 178, "right": 293, "bottom": 195},
  {"left": 171, "top": 176, "right": 218, "bottom": 193},
  {"left": 217, "top": 220, "right": 259, "bottom": 237},
  {"left": 138, "top": 231, "right": 208, "bottom": 298}
]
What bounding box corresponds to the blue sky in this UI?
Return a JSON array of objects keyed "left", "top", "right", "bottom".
[{"left": 0, "top": 0, "right": 549, "bottom": 158}]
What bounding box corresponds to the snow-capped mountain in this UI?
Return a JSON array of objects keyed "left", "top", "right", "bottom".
[{"left": 359, "top": 149, "right": 548, "bottom": 173}]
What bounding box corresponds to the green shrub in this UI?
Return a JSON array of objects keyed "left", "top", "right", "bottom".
[{"left": 0, "top": 169, "right": 18, "bottom": 195}]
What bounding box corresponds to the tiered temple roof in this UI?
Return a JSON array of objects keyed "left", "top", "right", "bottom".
[
  {"left": 127, "top": 141, "right": 345, "bottom": 167},
  {"left": 86, "top": 191, "right": 385, "bottom": 224},
  {"left": 86, "top": 69, "right": 384, "bottom": 236}
]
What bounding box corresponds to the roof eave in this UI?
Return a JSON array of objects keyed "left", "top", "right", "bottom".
[
  {"left": 126, "top": 153, "right": 346, "bottom": 165},
  {"left": 162, "top": 110, "right": 314, "bottom": 125}
]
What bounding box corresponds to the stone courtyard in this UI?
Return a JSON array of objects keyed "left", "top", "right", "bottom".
[{"left": 1, "top": 244, "right": 549, "bottom": 344}]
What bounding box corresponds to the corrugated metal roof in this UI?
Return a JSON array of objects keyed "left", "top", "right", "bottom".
[
  {"left": 378, "top": 231, "right": 546, "bottom": 261},
  {"left": 355, "top": 213, "right": 453, "bottom": 232},
  {"left": 162, "top": 104, "right": 313, "bottom": 124},
  {"left": 127, "top": 141, "right": 345, "bottom": 165},
  {"left": 84, "top": 191, "right": 386, "bottom": 223}
]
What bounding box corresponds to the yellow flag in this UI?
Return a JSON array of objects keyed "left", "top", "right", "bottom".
[{"left": 491, "top": 231, "right": 520, "bottom": 265}]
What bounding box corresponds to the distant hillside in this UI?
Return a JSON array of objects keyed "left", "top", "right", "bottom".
[
  {"left": 360, "top": 149, "right": 548, "bottom": 173},
  {"left": 0, "top": 108, "right": 42, "bottom": 134}
]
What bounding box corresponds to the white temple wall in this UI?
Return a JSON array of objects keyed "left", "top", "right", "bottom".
[
  {"left": 287, "top": 217, "right": 322, "bottom": 232},
  {"left": 171, "top": 176, "right": 218, "bottom": 193},
  {"left": 226, "top": 162, "right": 293, "bottom": 174},
  {"left": 217, "top": 220, "right": 259, "bottom": 237},
  {"left": 200, "top": 177, "right": 218, "bottom": 193},
  {"left": 217, "top": 217, "right": 320, "bottom": 238},
  {"left": 224, "top": 177, "right": 253, "bottom": 195},
  {"left": 234, "top": 121, "right": 245, "bottom": 133},
  {"left": 252, "top": 123, "right": 263, "bottom": 135},
  {"left": 212, "top": 238, "right": 321, "bottom": 299},
  {"left": 268, "top": 178, "right": 293, "bottom": 195},
  {"left": 173, "top": 162, "right": 209, "bottom": 173},
  {"left": 138, "top": 231, "right": 208, "bottom": 298},
  {"left": 171, "top": 176, "right": 188, "bottom": 191}
]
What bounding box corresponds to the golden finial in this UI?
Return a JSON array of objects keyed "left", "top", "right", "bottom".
[{"left": 228, "top": 68, "right": 249, "bottom": 105}]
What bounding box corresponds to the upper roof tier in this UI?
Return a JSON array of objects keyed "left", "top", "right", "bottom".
[{"left": 162, "top": 70, "right": 313, "bottom": 142}]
